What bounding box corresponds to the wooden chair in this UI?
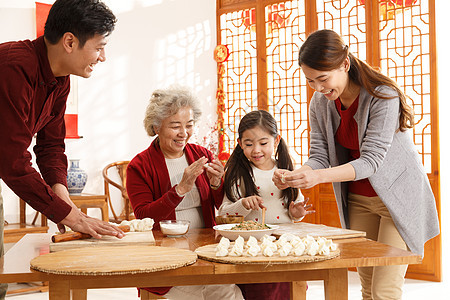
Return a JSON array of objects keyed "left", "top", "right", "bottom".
[
  {"left": 4, "top": 198, "right": 48, "bottom": 244},
  {"left": 102, "top": 161, "right": 133, "bottom": 223}
]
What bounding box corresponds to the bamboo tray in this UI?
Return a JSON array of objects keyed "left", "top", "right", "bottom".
[
  {"left": 31, "top": 245, "right": 197, "bottom": 275},
  {"left": 195, "top": 243, "right": 339, "bottom": 265}
]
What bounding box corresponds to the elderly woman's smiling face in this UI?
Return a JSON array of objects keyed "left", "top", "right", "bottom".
[{"left": 155, "top": 106, "right": 195, "bottom": 159}]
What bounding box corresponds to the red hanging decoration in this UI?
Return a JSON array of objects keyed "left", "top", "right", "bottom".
[{"left": 214, "top": 45, "right": 230, "bottom": 165}]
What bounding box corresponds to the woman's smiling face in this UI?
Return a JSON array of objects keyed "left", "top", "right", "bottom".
[
  {"left": 301, "top": 59, "right": 349, "bottom": 101},
  {"left": 155, "top": 106, "right": 194, "bottom": 159}
]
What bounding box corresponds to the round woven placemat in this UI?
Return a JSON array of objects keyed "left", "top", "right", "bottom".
[
  {"left": 30, "top": 245, "right": 197, "bottom": 275},
  {"left": 195, "top": 243, "right": 339, "bottom": 264}
]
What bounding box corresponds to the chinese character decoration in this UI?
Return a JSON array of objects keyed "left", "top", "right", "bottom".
[
  {"left": 242, "top": 4, "right": 288, "bottom": 33},
  {"left": 358, "top": 0, "right": 418, "bottom": 21},
  {"left": 214, "top": 45, "right": 230, "bottom": 166}
]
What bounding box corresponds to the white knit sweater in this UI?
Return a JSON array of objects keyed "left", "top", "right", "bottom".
[{"left": 218, "top": 165, "right": 304, "bottom": 224}]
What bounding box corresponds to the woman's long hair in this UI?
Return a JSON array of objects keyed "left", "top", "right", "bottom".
[
  {"left": 223, "top": 110, "right": 299, "bottom": 206},
  {"left": 298, "top": 29, "right": 414, "bottom": 131}
]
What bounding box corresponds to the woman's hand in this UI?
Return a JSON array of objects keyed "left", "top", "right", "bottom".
[
  {"left": 205, "top": 158, "right": 224, "bottom": 187},
  {"left": 284, "top": 169, "right": 322, "bottom": 189},
  {"left": 176, "top": 157, "right": 208, "bottom": 195},
  {"left": 241, "top": 196, "right": 266, "bottom": 210},
  {"left": 272, "top": 169, "right": 291, "bottom": 189},
  {"left": 289, "top": 198, "right": 315, "bottom": 219},
  {"left": 273, "top": 165, "right": 320, "bottom": 190}
]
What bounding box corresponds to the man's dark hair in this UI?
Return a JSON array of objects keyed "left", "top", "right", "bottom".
[{"left": 44, "top": 0, "right": 117, "bottom": 47}]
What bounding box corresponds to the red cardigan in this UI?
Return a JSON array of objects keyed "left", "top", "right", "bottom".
[
  {"left": 127, "top": 139, "right": 223, "bottom": 229},
  {"left": 127, "top": 139, "right": 223, "bottom": 296}
]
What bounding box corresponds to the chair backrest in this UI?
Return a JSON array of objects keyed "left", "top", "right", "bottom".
[{"left": 102, "top": 161, "right": 131, "bottom": 222}]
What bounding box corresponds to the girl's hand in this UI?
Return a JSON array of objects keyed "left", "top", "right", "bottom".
[
  {"left": 241, "top": 196, "right": 266, "bottom": 211},
  {"left": 204, "top": 159, "right": 224, "bottom": 187},
  {"left": 289, "top": 198, "right": 315, "bottom": 219},
  {"left": 177, "top": 157, "right": 208, "bottom": 195},
  {"left": 272, "top": 169, "right": 291, "bottom": 189}
]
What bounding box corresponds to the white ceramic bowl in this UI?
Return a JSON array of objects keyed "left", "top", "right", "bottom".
[
  {"left": 160, "top": 220, "right": 190, "bottom": 237},
  {"left": 213, "top": 223, "right": 279, "bottom": 240}
]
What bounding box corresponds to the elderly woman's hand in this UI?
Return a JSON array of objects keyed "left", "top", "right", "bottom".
[
  {"left": 176, "top": 157, "right": 208, "bottom": 195},
  {"left": 205, "top": 159, "right": 224, "bottom": 188}
]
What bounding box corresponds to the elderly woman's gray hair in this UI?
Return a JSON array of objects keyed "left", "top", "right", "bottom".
[{"left": 144, "top": 86, "right": 202, "bottom": 136}]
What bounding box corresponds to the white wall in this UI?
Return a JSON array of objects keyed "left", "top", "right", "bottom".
[
  {"left": 0, "top": 0, "right": 449, "bottom": 280},
  {"left": 0, "top": 0, "right": 218, "bottom": 221}
]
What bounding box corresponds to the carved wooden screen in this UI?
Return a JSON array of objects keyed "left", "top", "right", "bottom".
[{"left": 217, "top": 0, "right": 440, "bottom": 281}]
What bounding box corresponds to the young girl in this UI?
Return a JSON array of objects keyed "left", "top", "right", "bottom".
[{"left": 218, "top": 110, "right": 313, "bottom": 300}]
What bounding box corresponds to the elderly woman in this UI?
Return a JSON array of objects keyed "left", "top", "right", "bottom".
[{"left": 126, "top": 86, "right": 243, "bottom": 300}]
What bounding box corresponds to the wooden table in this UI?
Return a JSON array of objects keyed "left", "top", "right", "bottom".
[{"left": 0, "top": 229, "right": 421, "bottom": 300}]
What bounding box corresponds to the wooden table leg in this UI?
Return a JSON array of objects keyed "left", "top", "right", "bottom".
[
  {"left": 49, "top": 281, "right": 70, "bottom": 300},
  {"left": 291, "top": 281, "right": 307, "bottom": 300},
  {"left": 324, "top": 268, "right": 348, "bottom": 300},
  {"left": 72, "top": 288, "right": 88, "bottom": 300}
]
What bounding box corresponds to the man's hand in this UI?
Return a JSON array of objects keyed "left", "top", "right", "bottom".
[
  {"left": 58, "top": 208, "right": 125, "bottom": 239},
  {"left": 52, "top": 183, "right": 124, "bottom": 239}
]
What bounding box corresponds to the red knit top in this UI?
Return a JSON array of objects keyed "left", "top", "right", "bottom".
[{"left": 334, "top": 96, "right": 377, "bottom": 197}]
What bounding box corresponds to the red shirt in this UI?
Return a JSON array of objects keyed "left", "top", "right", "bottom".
[
  {"left": 335, "top": 97, "right": 377, "bottom": 197},
  {"left": 0, "top": 36, "right": 72, "bottom": 223}
]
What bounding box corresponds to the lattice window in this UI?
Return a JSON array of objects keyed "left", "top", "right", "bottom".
[
  {"left": 378, "top": 0, "right": 432, "bottom": 171},
  {"left": 217, "top": 0, "right": 436, "bottom": 173}
]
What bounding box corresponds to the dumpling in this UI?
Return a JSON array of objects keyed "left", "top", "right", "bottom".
[
  {"left": 278, "top": 233, "right": 296, "bottom": 242},
  {"left": 306, "top": 239, "right": 319, "bottom": 256},
  {"left": 292, "top": 242, "right": 306, "bottom": 256},
  {"left": 216, "top": 247, "right": 229, "bottom": 257},
  {"left": 290, "top": 236, "right": 303, "bottom": 248},
  {"left": 229, "top": 243, "right": 244, "bottom": 256},
  {"left": 247, "top": 236, "right": 258, "bottom": 247},
  {"left": 235, "top": 236, "right": 245, "bottom": 248},
  {"left": 278, "top": 242, "right": 293, "bottom": 257},
  {"left": 262, "top": 246, "right": 274, "bottom": 257},
  {"left": 246, "top": 244, "right": 261, "bottom": 257},
  {"left": 142, "top": 218, "right": 154, "bottom": 231},
  {"left": 260, "top": 234, "right": 276, "bottom": 243},
  {"left": 260, "top": 239, "right": 277, "bottom": 252},
  {"left": 217, "top": 237, "right": 231, "bottom": 250}
]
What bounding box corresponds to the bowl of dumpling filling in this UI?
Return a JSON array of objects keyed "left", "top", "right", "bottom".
[{"left": 213, "top": 220, "right": 279, "bottom": 240}]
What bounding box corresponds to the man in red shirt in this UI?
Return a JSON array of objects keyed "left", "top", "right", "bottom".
[{"left": 0, "top": 1, "right": 124, "bottom": 296}]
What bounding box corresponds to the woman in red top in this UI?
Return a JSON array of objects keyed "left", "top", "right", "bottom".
[{"left": 126, "top": 85, "right": 243, "bottom": 299}]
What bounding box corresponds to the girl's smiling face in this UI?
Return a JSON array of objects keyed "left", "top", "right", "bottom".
[{"left": 238, "top": 125, "right": 280, "bottom": 170}]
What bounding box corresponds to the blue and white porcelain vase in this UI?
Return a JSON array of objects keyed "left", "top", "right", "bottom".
[{"left": 67, "top": 159, "right": 88, "bottom": 195}]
